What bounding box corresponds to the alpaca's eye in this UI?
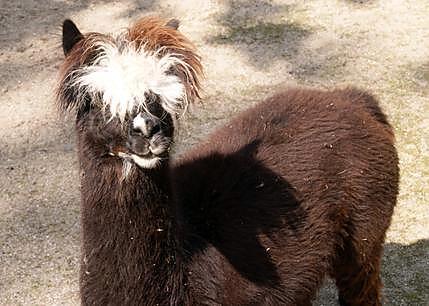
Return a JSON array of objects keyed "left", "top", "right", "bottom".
[{"left": 166, "top": 65, "right": 176, "bottom": 75}]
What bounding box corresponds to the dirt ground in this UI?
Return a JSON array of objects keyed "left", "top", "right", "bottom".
[{"left": 0, "top": 0, "right": 428, "bottom": 305}]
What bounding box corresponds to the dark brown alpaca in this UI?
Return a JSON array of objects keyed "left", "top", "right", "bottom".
[{"left": 57, "top": 17, "right": 399, "bottom": 306}]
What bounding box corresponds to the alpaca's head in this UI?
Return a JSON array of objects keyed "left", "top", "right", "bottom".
[{"left": 57, "top": 17, "right": 202, "bottom": 169}]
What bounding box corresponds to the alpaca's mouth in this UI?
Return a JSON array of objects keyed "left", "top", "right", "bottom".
[
  {"left": 109, "top": 149, "right": 162, "bottom": 169},
  {"left": 108, "top": 128, "right": 170, "bottom": 169},
  {"left": 126, "top": 152, "right": 161, "bottom": 169}
]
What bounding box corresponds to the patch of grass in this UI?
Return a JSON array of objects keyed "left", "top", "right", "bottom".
[{"left": 212, "top": 21, "right": 310, "bottom": 45}]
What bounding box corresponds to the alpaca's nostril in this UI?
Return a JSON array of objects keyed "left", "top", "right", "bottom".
[
  {"left": 131, "top": 125, "right": 142, "bottom": 135},
  {"left": 132, "top": 114, "right": 161, "bottom": 138}
]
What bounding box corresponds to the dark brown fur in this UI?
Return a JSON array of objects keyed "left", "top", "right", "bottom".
[
  {"left": 58, "top": 17, "right": 398, "bottom": 306},
  {"left": 174, "top": 87, "right": 398, "bottom": 305}
]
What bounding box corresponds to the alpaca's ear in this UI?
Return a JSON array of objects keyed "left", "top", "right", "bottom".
[
  {"left": 166, "top": 19, "right": 180, "bottom": 30},
  {"left": 62, "top": 19, "right": 83, "bottom": 56}
]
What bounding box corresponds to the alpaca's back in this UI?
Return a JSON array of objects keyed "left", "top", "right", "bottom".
[{"left": 173, "top": 87, "right": 398, "bottom": 305}]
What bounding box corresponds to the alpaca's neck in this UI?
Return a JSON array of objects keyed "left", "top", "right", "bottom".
[{"left": 79, "top": 157, "right": 185, "bottom": 305}]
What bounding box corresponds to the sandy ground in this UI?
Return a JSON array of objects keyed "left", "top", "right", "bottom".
[{"left": 0, "top": 0, "right": 428, "bottom": 305}]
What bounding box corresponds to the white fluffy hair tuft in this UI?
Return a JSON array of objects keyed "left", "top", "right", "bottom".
[
  {"left": 121, "top": 159, "right": 134, "bottom": 182},
  {"left": 71, "top": 39, "right": 191, "bottom": 121}
]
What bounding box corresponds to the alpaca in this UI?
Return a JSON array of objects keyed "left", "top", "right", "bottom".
[{"left": 57, "top": 16, "right": 399, "bottom": 306}]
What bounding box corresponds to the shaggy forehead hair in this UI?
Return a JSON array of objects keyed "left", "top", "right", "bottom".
[{"left": 57, "top": 16, "right": 203, "bottom": 120}]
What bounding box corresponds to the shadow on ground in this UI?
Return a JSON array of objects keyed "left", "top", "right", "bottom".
[
  {"left": 412, "top": 61, "right": 429, "bottom": 95},
  {"left": 206, "top": 1, "right": 310, "bottom": 69},
  {"left": 117, "top": 0, "right": 162, "bottom": 20},
  {"left": 343, "top": 0, "right": 377, "bottom": 5},
  {"left": 0, "top": 0, "right": 158, "bottom": 49},
  {"left": 382, "top": 239, "right": 429, "bottom": 305},
  {"left": 0, "top": 147, "right": 80, "bottom": 303},
  {"left": 314, "top": 239, "right": 429, "bottom": 305},
  {"left": 204, "top": 0, "right": 350, "bottom": 83},
  {"left": 0, "top": 0, "right": 159, "bottom": 89}
]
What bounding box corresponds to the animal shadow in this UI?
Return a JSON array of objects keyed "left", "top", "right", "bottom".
[{"left": 174, "top": 140, "right": 307, "bottom": 286}]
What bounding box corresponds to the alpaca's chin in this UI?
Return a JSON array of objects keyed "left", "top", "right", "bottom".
[
  {"left": 130, "top": 154, "right": 161, "bottom": 169},
  {"left": 113, "top": 151, "right": 163, "bottom": 169}
]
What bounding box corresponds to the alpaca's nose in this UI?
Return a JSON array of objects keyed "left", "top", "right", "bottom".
[{"left": 131, "top": 113, "right": 161, "bottom": 138}]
